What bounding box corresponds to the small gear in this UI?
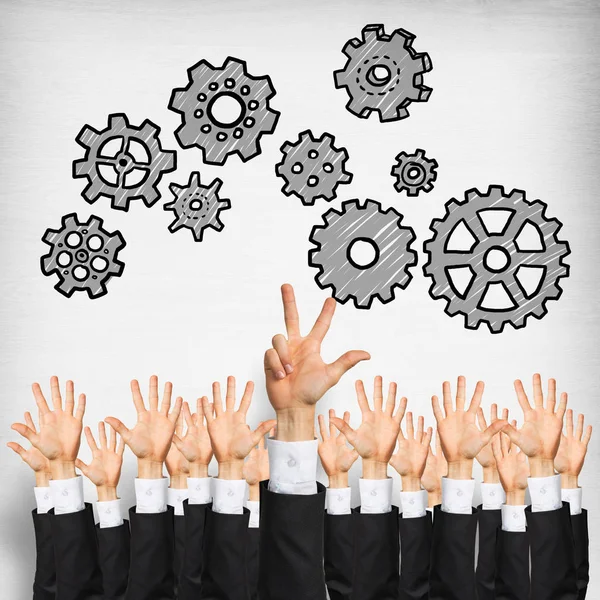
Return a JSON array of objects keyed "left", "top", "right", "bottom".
[
  {"left": 423, "top": 185, "right": 571, "bottom": 333},
  {"left": 169, "top": 56, "right": 280, "bottom": 165},
  {"left": 73, "top": 113, "right": 176, "bottom": 211},
  {"left": 275, "top": 130, "right": 353, "bottom": 206},
  {"left": 391, "top": 148, "right": 438, "bottom": 196},
  {"left": 334, "top": 24, "right": 432, "bottom": 122},
  {"left": 309, "top": 199, "right": 417, "bottom": 309},
  {"left": 41, "top": 213, "right": 126, "bottom": 299},
  {"left": 164, "top": 171, "right": 231, "bottom": 242}
]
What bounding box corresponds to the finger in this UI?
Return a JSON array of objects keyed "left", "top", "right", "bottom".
[
  {"left": 328, "top": 409, "right": 336, "bottom": 438},
  {"left": 547, "top": 378, "right": 557, "bottom": 413},
  {"left": 330, "top": 417, "right": 359, "bottom": 448},
  {"left": 491, "top": 434, "right": 503, "bottom": 461},
  {"left": 173, "top": 434, "right": 184, "bottom": 452},
  {"left": 148, "top": 375, "right": 159, "bottom": 411},
  {"left": 175, "top": 406, "right": 184, "bottom": 436},
  {"left": 442, "top": 381, "right": 453, "bottom": 415},
  {"left": 566, "top": 409, "right": 574, "bottom": 438},
  {"left": 32, "top": 383, "right": 51, "bottom": 416},
  {"left": 318, "top": 414, "right": 328, "bottom": 441},
  {"left": 435, "top": 430, "right": 442, "bottom": 455},
  {"left": 477, "top": 407, "right": 488, "bottom": 432},
  {"left": 7, "top": 442, "right": 26, "bottom": 459},
  {"left": 264, "top": 348, "right": 286, "bottom": 381},
  {"left": 422, "top": 426, "right": 433, "bottom": 449},
  {"left": 75, "top": 458, "right": 89, "bottom": 477},
  {"left": 373, "top": 376, "right": 383, "bottom": 412},
  {"left": 513, "top": 380, "right": 532, "bottom": 413},
  {"left": 238, "top": 381, "right": 254, "bottom": 416},
  {"left": 109, "top": 421, "right": 116, "bottom": 452},
  {"left": 501, "top": 430, "right": 510, "bottom": 455},
  {"left": 272, "top": 334, "right": 293, "bottom": 374},
  {"left": 556, "top": 392, "right": 568, "bottom": 420},
  {"left": 406, "top": 412, "right": 414, "bottom": 439},
  {"left": 481, "top": 419, "right": 507, "bottom": 446},
  {"left": 416, "top": 415, "right": 424, "bottom": 443},
  {"left": 24, "top": 411, "right": 37, "bottom": 433},
  {"left": 161, "top": 381, "right": 173, "bottom": 415},
  {"left": 327, "top": 350, "right": 371, "bottom": 386},
  {"left": 385, "top": 382, "right": 397, "bottom": 416},
  {"left": 85, "top": 427, "right": 99, "bottom": 453},
  {"left": 501, "top": 407, "right": 509, "bottom": 422},
  {"left": 74, "top": 394, "right": 86, "bottom": 421},
  {"left": 225, "top": 376, "right": 236, "bottom": 411},
  {"left": 467, "top": 381, "right": 485, "bottom": 414},
  {"left": 532, "top": 373, "right": 544, "bottom": 408},
  {"left": 212, "top": 382, "right": 223, "bottom": 416},
  {"left": 490, "top": 403, "right": 497, "bottom": 423},
  {"left": 456, "top": 375, "right": 466, "bottom": 410},
  {"left": 281, "top": 283, "right": 301, "bottom": 338},
  {"left": 98, "top": 421, "right": 108, "bottom": 450},
  {"left": 582, "top": 425, "right": 592, "bottom": 447},
  {"left": 130, "top": 380, "right": 146, "bottom": 414},
  {"left": 168, "top": 396, "right": 183, "bottom": 423},
  {"left": 183, "top": 402, "right": 194, "bottom": 430},
  {"left": 117, "top": 434, "right": 125, "bottom": 456},
  {"left": 104, "top": 417, "right": 132, "bottom": 444},
  {"left": 202, "top": 397, "right": 214, "bottom": 424},
  {"left": 65, "top": 380, "right": 75, "bottom": 415},
  {"left": 309, "top": 297, "right": 336, "bottom": 343},
  {"left": 501, "top": 423, "right": 522, "bottom": 448},
  {"left": 251, "top": 420, "right": 278, "bottom": 446},
  {"left": 393, "top": 396, "right": 408, "bottom": 425},
  {"left": 575, "top": 413, "right": 584, "bottom": 441},
  {"left": 432, "top": 396, "right": 444, "bottom": 424},
  {"left": 355, "top": 380, "right": 370, "bottom": 413},
  {"left": 50, "top": 376, "right": 63, "bottom": 411}
]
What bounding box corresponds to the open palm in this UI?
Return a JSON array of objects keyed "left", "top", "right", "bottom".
[
  {"left": 390, "top": 413, "right": 432, "bottom": 479},
  {"left": 554, "top": 409, "right": 592, "bottom": 477},
  {"left": 492, "top": 431, "right": 529, "bottom": 493},
  {"left": 243, "top": 434, "right": 271, "bottom": 486},
  {"left": 318, "top": 409, "right": 358, "bottom": 476},
  {"left": 76, "top": 422, "right": 124, "bottom": 488},
  {"left": 421, "top": 432, "right": 448, "bottom": 494},
  {"left": 7, "top": 412, "right": 51, "bottom": 473},
  {"left": 173, "top": 399, "right": 214, "bottom": 466}
]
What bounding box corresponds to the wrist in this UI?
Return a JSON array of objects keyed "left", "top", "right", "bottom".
[
  {"left": 218, "top": 460, "right": 244, "bottom": 480},
  {"left": 528, "top": 458, "right": 555, "bottom": 478},
  {"left": 275, "top": 407, "right": 315, "bottom": 442},
  {"left": 447, "top": 459, "right": 473, "bottom": 480},
  {"left": 49, "top": 460, "right": 76, "bottom": 480},
  {"left": 482, "top": 467, "right": 500, "bottom": 484},
  {"left": 137, "top": 459, "right": 163, "bottom": 479},
  {"left": 35, "top": 471, "right": 51, "bottom": 487},
  {"left": 328, "top": 472, "right": 349, "bottom": 489},
  {"left": 169, "top": 474, "right": 188, "bottom": 489},
  {"left": 248, "top": 483, "right": 260, "bottom": 501},
  {"left": 560, "top": 474, "right": 579, "bottom": 489},
  {"left": 188, "top": 463, "right": 209, "bottom": 478},
  {"left": 362, "top": 460, "right": 388, "bottom": 480},
  {"left": 401, "top": 476, "right": 422, "bottom": 492},
  {"left": 427, "top": 490, "right": 442, "bottom": 508},
  {"left": 506, "top": 489, "right": 526, "bottom": 506},
  {"left": 97, "top": 485, "right": 118, "bottom": 502}
]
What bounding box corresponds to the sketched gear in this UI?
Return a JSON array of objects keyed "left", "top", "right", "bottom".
[
  {"left": 164, "top": 171, "right": 231, "bottom": 242},
  {"left": 423, "top": 185, "right": 571, "bottom": 333},
  {"left": 169, "top": 56, "right": 280, "bottom": 165},
  {"left": 391, "top": 149, "right": 438, "bottom": 196},
  {"left": 41, "top": 213, "right": 126, "bottom": 299},
  {"left": 73, "top": 114, "right": 177, "bottom": 211},
  {"left": 309, "top": 199, "right": 417, "bottom": 309},
  {"left": 334, "top": 24, "right": 432, "bottom": 122},
  {"left": 275, "top": 130, "right": 353, "bottom": 206}
]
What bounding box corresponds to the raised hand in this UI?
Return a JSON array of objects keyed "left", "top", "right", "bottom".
[
  {"left": 243, "top": 430, "right": 273, "bottom": 501},
  {"left": 11, "top": 377, "right": 86, "bottom": 479},
  {"left": 7, "top": 411, "right": 51, "bottom": 486},
  {"left": 554, "top": 409, "right": 592, "bottom": 488},
  {"left": 502, "top": 374, "right": 567, "bottom": 477},
  {"left": 331, "top": 377, "right": 406, "bottom": 479},
  {"left": 476, "top": 404, "right": 509, "bottom": 483},
  {"left": 76, "top": 422, "right": 125, "bottom": 501},
  {"left": 432, "top": 376, "right": 506, "bottom": 479},
  {"left": 318, "top": 409, "right": 359, "bottom": 488},
  {"left": 166, "top": 412, "right": 190, "bottom": 488},
  {"left": 105, "top": 376, "right": 182, "bottom": 479},
  {"left": 203, "top": 376, "right": 276, "bottom": 480},
  {"left": 491, "top": 423, "right": 529, "bottom": 505},
  {"left": 264, "top": 284, "right": 370, "bottom": 440},
  {"left": 390, "top": 412, "right": 433, "bottom": 491},
  {"left": 421, "top": 431, "right": 447, "bottom": 507}
]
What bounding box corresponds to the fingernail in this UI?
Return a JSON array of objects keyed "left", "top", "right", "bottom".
[
  {"left": 284, "top": 364, "right": 294, "bottom": 374},
  {"left": 276, "top": 371, "right": 285, "bottom": 380}
]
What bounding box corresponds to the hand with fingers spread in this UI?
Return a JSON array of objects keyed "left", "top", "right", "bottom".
[
  {"left": 76, "top": 422, "right": 125, "bottom": 501},
  {"left": 554, "top": 409, "right": 592, "bottom": 489},
  {"left": 11, "top": 377, "right": 86, "bottom": 479},
  {"left": 476, "top": 404, "right": 509, "bottom": 484},
  {"left": 421, "top": 431, "right": 447, "bottom": 507},
  {"left": 203, "top": 376, "right": 276, "bottom": 480},
  {"left": 243, "top": 431, "right": 272, "bottom": 501},
  {"left": 390, "top": 412, "right": 433, "bottom": 492},
  {"left": 432, "top": 376, "right": 506, "bottom": 479},
  {"left": 331, "top": 377, "right": 406, "bottom": 479},
  {"left": 502, "top": 374, "right": 567, "bottom": 477},
  {"left": 491, "top": 425, "right": 529, "bottom": 506},
  {"left": 264, "top": 284, "right": 370, "bottom": 441},
  {"left": 166, "top": 412, "right": 190, "bottom": 489},
  {"left": 105, "top": 375, "right": 182, "bottom": 479},
  {"left": 318, "top": 409, "right": 359, "bottom": 488}
]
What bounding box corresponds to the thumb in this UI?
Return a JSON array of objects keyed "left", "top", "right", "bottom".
[
  {"left": 330, "top": 416, "right": 358, "bottom": 448},
  {"left": 481, "top": 419, "right": 507, "bottom": 445},
  {"left": 104, "top": 418, "right": 131, "bottom": 444},
  {"left": 251, "top": 420, "right": 277, "bottom": 446},
  {"left": 501, "top": 423, "right": 522, "bottom": 448},
  {"left": 172, "top": 434, "right": 184, "bottom": 452},
  {"left": 328, "top": 350, "right": 371, "bottom": 385},
  {"left": 11, "top": 423, "right": 38, "bottom": 445},
  {"left": 7, "top": 442, "right": 26, "bottom": 459},
  {"left": 75, "top": 458, "right": 89, "bottom": 477}
]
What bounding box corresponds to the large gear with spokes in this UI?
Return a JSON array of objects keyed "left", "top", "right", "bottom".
[
  {"left": 423, "top": 185, "right": 571, "bottom": 333},
  {"left": 73, "top": 113, "right": 176, "bottom": 211},
  {"left": 334, "top": 24, "right": 432, "bottom": 122},
  {"left": 309, "top": 199, "right": 417, "bottom": 309}
]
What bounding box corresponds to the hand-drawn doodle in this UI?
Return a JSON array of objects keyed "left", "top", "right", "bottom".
[
  {"left": 423, "top": 185, "right": 571, "bottom": 333},
  {"left": 164, "top": 171, "right": 231, "bottom": 242},
  {"left": 334, "top": 24, "right": 432, "bottom": 122},
  {"left": 169, "top": 57, "right": 280, "bottom": 165},
  {"left": 41, "top": 213, "right": 126, "bottom": 299},
  {"left": 391, "top": 148, "right": 438, "bottom": 196},
  {"left": 309, "top": 199, "right": 417, "bottom": 309},
  {"left": 73, "top": 114, "right": 176, "bottom": 211},
  {"left": 275, "top": 130, "right": 353, "bottom": 206}
]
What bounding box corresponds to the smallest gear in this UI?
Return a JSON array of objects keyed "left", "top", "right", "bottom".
[
  {"left": 164, "top": 171, "right": 231, "bottom": 242},
  {"left": 391, "top": 149, "right": 438, "bottom": 196}
]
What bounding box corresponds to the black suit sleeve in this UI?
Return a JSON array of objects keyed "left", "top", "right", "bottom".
[
  {"left": 571, "top": 509, "right": 589, "bottom": 599},
  {"left": 429, "top": 505, "right": 478, "bottom": 600},
  {"left": 399, "top": 510, "right": 432, "bottom": 600},
  {"left": 476, "top": 506, "right": 501, "bottom": 600},
  {"left": 257, "top": 481, "right": 327, "bottom": 600},
  {"left": 173, "top": 513, "right": 186, "bottom": 595},
  {"left": 247, "top": 526, "right": 260, "bottom": 600},
  {"left": 126, "top": 505, "right": 176, "bottom": 600},
  {"left": 96, "top": 521, "right": 131, "bottom": 600},
  {"left": 49, "top": 503, "right": 103, "bottom": 600},
  {"left": 324, "top": 513, "right": 354, "bottom": 600},
  {"left": 526, "top": 503, "right": 578, "bottom": 600},
  {"left": 179, "top": 501, "right": 209, "bottom": 600},
  {"left": 494, "top": 528, "right": 530, "bottom": 600},
  {"left": 32, "top": 509, "right": 56, "bottom": 600}
]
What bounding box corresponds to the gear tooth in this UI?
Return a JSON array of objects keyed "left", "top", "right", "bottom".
[
  {"left": 73, "top": 159, "right": 88, "bottom": 177},
  {"left": 280, "top": 141, "right": 294, "bottom": 154},
  {"left": 347, "top": 98, "right": 371, "bottom": 119},
  {"left": 391, "top": 27, "right": 415, "bottom": 45},
  {"left": 223, "top": 56, "right": 245, "bottom": 70},
  {"left": 55, "top": 279, "right": 76, "bottom": 298},
  {"left": 417, "top": 52, "right": 433, "bottom": 73},
  {"left": 76, "top": 125, "right": 99, "bottom": 147},
  {"left": 169, "top": 183, "right": 184, "bottom": 196},
  {"left": 108, "top": 114, "right": 129, "bottom": 132},
  {"left": 464, "top": 189, "right": 481, "bottom": 203},
  {"left": 341, "top": 37, "right": 361, "bottom": 58},
  {"left": 339, "top": 171, "right": 352, "bottom": 184},
  {"left": 174, "top": 124, "right": 198, "bottom": 149},
  {"left": 188, "top": 171, "right": 201, "bottom": 188},
  {"left": 169, "top": 89, "right": 188, "bottom": 111},
  {"left": 362, "top": 24, "right": 386, "bottom": 43},
  {"left": 334, "top": 69, "right": 349, "bottom": 88},
  {"left": 188, "top": 59, "right": 213, "bottom": 79},
  {"left": 139, "top": 119, "right": 160, "bottom": 139}
]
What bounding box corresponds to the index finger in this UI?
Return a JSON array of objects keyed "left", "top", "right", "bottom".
[
  {"left": 281, "top": 284, "right": 301, "bottom": 339},
  {"left": 32, "top": 383, "right": 50, "bottom": 416},
  {"left": 308, "top": 297, "right": 336, "bottom": 343}
]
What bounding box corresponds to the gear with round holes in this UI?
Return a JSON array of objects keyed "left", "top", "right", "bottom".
[
  {"left": 164, "top": 171, "right": 231, "bottom": 242},
  {"left": 309, "top": 199, "right": 417, "bottom": 309},
  {"left": 275, "top": 130, "right": 353, "bottom": 206},
  {"left": 169, "top": 56, "right": 280, "bottom": 165},
  {"left": 41, "top": 213, "right": 126, "bottom": 299},
  {"left": 334, "top": 24, "right": 432, "bottom": 122},
  {"left": 391, "top": 148, "right": 438, "bottom": 196},
  {"left": 423, "top": 185, "right": 571, "bottom": 333},
  {"left": 73, "top": 113, "right": 177, "bottom": 211}
]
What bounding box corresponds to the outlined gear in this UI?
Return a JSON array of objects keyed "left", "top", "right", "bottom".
[
  {"left": 169, "top": 56, "right": 280, "bottom": 165},
  {"left": 423, "top": 185, "right": 571, "bottom": 333},
  {"left": 309, "top": 199, "right": 417, "bottom": 309},
  {"left": 391, "top": 148, "right": 438, "bottom": 196},
  {"left": 164, "top": 171, "right": 231, "bottom": 242},
  {"left": 334, "top": 24, "right": 432, "bottom": 122},
  {"left": 41, "top": 213, "right": 126, "bottom": 299},
  {"left": 73, "top": 113, "right": 176, "bottom": 211},
  {"left": 275, "top": 130, "right": 353, "bottom": 206}
]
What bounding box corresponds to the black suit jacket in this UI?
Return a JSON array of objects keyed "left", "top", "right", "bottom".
[
  {"left": 398, "top": 510, "right": 432, "bottom": 600},
  {"left": 179, "top": 501, "right": 209, "bottom": 600},
  {"left": 495, "top": 527, "right": 530, "bottom": 600},
  {"left": 324, "top": 512, "right": 354, "bottom": 600},
  {"left": 96, "top": 520, "right": 130, "bottom": 600},
  {"left": 32, "top": 509, "right": 56, "bottom": 600},
  {"left": 572, "top": 509, "right": 589, "bottom": 599},
  {"left": 476, "top": 506, "right": 501, "bottom": 600},
  {"left": 247, "top": 526, "right": 260, "bottom": 600},
  {"left": 173, "top": 513, "right": 186, "bottom": 596}
]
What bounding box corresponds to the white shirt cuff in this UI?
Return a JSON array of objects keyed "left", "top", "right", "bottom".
[
  {"left": 188, "top": 477, "right": 212, "bottom": 505},
  {"left": 267, "top": 438, "right": 318, "bottom": 495},
  {"left": 441, "top": 477, "right": 474, "bottom": 514},
  {"left": 360, "top": 478, "right": 393, "bottom": 514},
  {"left": 561, "top": 487, "right": 582, "bottom": 516},
  {"left": 50, "top": 476, "right": 85, "bottom": 515},
  {"left": 326, "top": 487, "right": 352, "bottom": 515},
  {"left": 212, "top": 478, "right": 246, "bottom": 514},
  {"left": 501, "top": 504, "right": 527, "bottom": 532},
  {"left": 247, "top": 500, "right": 260, "bottom": 528},
  {"left": 135, "top": 478, "right": 168, "bottom": 513},
  {"left": 400, "top": 489, "right": 428, "bottom": 519},
  {"left": 168, "top": 488, "right": 189, "bottom": 516},
  {"left": 97, "top": 499, "right": 124, "bottom": 528},
  {"left": 34, "top": 487, "right": 54, "bottom": 514},
  {"left": 481, "top": 482, "right": 506, "bottom": 510},
  {"left": 528, "top": 474, "right": 562, "bottom": 513}
]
